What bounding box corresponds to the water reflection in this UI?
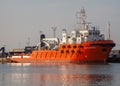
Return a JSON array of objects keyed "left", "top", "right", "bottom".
[
  {"left": 36, "top": 74, "right": 111, "bottom": 86},
  {"left": 1, "top": 74, "right": 112, "bottom": 86},
  {"left": 0, "top": 63, "right": 120, "bottom": 86}
]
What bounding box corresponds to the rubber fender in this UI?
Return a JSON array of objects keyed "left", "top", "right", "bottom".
[
  {"left": 66, "top": 50, "right": 69, "bottom": 53},
  {"left": 77, "top": 50, "right": 81, "bottom": 53},
  {"left": 71, "top": 50, "right": 75, "bottom": 53},
  {"left": 67, "top": 45, "right": 71, "bottom": 48},
  {"left": 62, "top": 45, "right": 66, "bottom": 48},
  {"left": 61, "top": 50, "right": 64, "bottom": 53},
  {"left": 73, "top": 45, "right": 77, "bottom": 48}
]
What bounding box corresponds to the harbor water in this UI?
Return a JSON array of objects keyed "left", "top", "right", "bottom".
[{"left": 0, "top": 63, "right": 120, "bottom": 86}]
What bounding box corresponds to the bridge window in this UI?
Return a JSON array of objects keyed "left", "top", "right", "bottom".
[{"left": 89, "top": 32, "right": 92, "bottom": 35}]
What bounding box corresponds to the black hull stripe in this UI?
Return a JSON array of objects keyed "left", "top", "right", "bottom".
[{"left": 90, "top": 43, "right": 115, "bottom": 47}]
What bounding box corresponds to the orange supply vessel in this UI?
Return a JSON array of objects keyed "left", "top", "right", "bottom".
[{"left": 8, "top": 8, "right": 115, "bottom": 63}]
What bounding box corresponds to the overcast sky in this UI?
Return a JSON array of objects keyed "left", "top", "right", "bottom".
[{"left": 0, "top": 0, "right": 120, "bottom": 50}]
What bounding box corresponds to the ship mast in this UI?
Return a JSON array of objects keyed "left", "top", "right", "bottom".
[
  {"left": 107, "top": 21, "right": 111, "bottom": 40},
  {"left": 80, "top": 7, "right": 86, "bottom": 29},
  {"left": 52, "top": 27, "right": 57, "bottom": 38}
]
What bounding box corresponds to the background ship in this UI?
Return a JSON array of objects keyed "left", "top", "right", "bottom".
[{"left": 8, "top": 8, "right": 115, "bottom": 63}]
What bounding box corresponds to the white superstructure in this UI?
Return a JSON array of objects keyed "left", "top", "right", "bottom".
[{"left": 61, "top": 8, "right": 105, "bottom": 44}]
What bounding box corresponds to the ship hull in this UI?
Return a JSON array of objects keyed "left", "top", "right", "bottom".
[{"left": 7, "top": 40, "right": 115, "bottom": 63}]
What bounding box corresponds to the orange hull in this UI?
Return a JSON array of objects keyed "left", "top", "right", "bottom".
[{"left": 8, "top": 40, "right": 115, "bottom": 63}]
